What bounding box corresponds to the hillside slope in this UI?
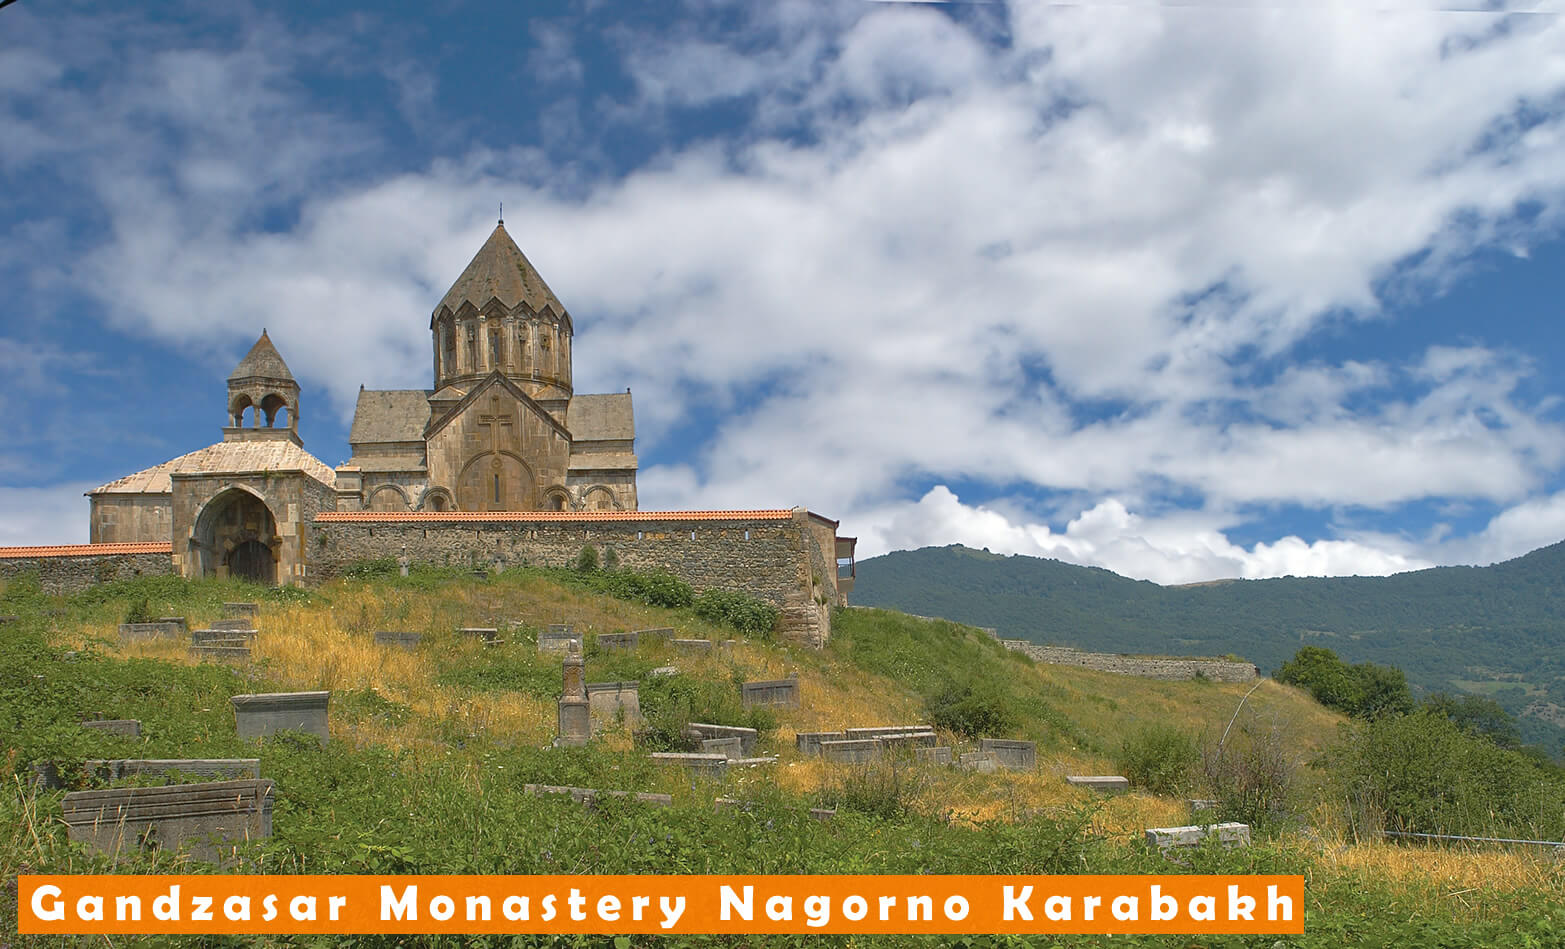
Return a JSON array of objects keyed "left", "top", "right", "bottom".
[{"left": 851, "top": 543, "right": 1565, "bottom": 750}]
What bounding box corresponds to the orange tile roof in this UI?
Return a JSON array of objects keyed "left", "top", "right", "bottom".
[
  {"left": 0, "top": 542, "right": 173, "bottom": 559},
  {"left": 315, "top": 509, "right": 796, "bottom": 523}
]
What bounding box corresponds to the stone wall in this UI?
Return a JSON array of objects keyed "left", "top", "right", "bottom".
[
  {"left": 0, "top": 545, "right": 174, "bottom": 595},
  {"left": 309, "top": 508, "right": 845, "bottom": 647},
  {"left": 89, "top": 493, "right": 173, "bottom": 545},
  {"left": 1004, "top": 641, "right": 1259, "bottom": 682}
]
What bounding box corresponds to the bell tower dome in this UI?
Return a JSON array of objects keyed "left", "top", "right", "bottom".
[{"left": 225, "top": 330, "right": 302, "bottom": 446}]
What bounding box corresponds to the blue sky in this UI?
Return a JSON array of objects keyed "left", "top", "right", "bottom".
[{"left": 3, "top": 0, "right": 1565, "bottom": 584}]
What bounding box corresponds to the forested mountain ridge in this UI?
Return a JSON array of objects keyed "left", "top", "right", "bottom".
[{"left": 852, "top": 542, "right": 1565, "bottom": 750}]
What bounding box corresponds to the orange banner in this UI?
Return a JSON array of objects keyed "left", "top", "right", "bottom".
[{"left": 19, "top": 874, "right": 1305, "bottom": 935}]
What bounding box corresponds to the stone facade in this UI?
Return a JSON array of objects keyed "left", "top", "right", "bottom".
[{"left": 1004, "top": 642, "right": 1259, "bottom": 682}]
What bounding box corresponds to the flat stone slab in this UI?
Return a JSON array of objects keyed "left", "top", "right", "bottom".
[
  {"left": 649, "top": 665, "right": 679, "bottom": 678},
  {"left": 158, "top": 617, "right": 188, "bottom": 629},
  {"left": 595, "top": 631, "right": 638, "bottom": 650},
  {"left": 821, "top": 739, "right": 882, "bottom": 764},
  {"left": 1189, "top": 799, "right": 1220, "bottom": 811},
  {"left": 671, "top": 639, "right": 713, "bottom": 652},
  {"left": 702, "top": 737, "right": 744, "bottom": 759},
  {"left": 231, "top": 691, "right": 330, "bottom": 743},
  {"left": 729, "top": 757, "right": 779, "bottom": 767},
  {"left": 881, "top": 732, "right": 938, "bottom": 750},
  {"left": 118, "top": 622, "right": 185, "bottom": 641},
  {"left": 192, "top": 628, "right": 256, "bottom": 645},
  {"left": 84, "top": 759, "right": 261, "bottom": 783},
  {"left": 1146, "top": 823, "right": 1252, "bottom": 852},
  {"left": 810, "top": 807, "right": 837, "bottom": 822},
  {"left": 374, "top": 631, "right": 423, "bottom": 650},
  {"left": 915, "top": 746, "right": 953, "bottom": 765},
  {"left": 796, "top": 731, "right": 846, "bottom": 755},
  {"left": 221, "top": 602, "right": 259, "bottom": 618},
  {"left": 979, "top": 738, "right": 1037, "bottom": 770},
  {"left": 210, "top": 618, "right": 256, "bottom": 631},
  {"left": 189, "top": 644, "right": 251, "bottom": 662},
  {"left": 634, "top": 627, "right": 674, "bottom": 638},
  {"left": 685, "top": 723, "right": 758, "bottom": 755},
  {"left": 650, "top": 752, "right": 728, "bottom": 777},
  {"left": 845, "top": 725, "right": 935, "bottom": 740},
  {"left": 459, "top": 627, "right": 500, "bottom": 644},
  {"left": 1067, "top": 775, "right": 1130, "bottom": 792},
  {"left": 81, "top": 719, "right": 140, "bottom": 737},
  {"left": 741, "top": 678, "right": 801, "bottom": 708},
  {"left": 62, "top": 778, "right": 274, "bottom": 862},
  {"left": 959, "top": 752, "right": 998, "bottom": 773},
  {"left": 586, "top": 681, "right": 641, "bottom": 730},
  {"left": 524, "top": 784, "right": 672, "bottom": 808},
  {"left": 547, "top": 624, "right": 574, "bottom": 635}
]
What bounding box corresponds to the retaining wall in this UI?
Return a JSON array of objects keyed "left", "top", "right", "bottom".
[
  {"left": 1004, "top": 641, "right": 1258, "bottom": 682},
  {"left": 0, "top": 544, "right": 174, "bottom": 595}
]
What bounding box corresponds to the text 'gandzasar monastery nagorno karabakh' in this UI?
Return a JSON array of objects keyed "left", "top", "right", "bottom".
[{"left": 68, "top": 221, "right": 855, "bottom": 646}]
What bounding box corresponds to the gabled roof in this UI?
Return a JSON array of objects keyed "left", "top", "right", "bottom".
[
  {"left": 424, "top": 371, "right": 571, "bottom": 442},
  {"left": 88, "top": 440, "right": 337, "bottom": 495},
  {"left": 566, "top": 392, "right": 635, "bottom": 441},
  {"left": 348, "top": 389, "right": 433, "bottom": 445},
  {"left": 228, "top": 330, "right": 295, "bottom": 382},
  {"left": 434, "top": 221, "right": 568, "bottom": 321}
]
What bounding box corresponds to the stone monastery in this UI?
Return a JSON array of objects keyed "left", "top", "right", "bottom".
[{"left": 0, "top": 221, "right": 855, "bottom": 646}]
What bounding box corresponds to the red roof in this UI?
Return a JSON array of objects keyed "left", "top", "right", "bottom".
[
  {"left": 0, "top": 542, "right": 173, "bottom": 559},
  {"left": 316, "top": 509, "right": 797, "bottom": 523}
]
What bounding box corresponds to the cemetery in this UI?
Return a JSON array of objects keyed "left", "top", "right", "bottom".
[{"left": 0, "top": 563, "right": 1555, "bottom": 945}]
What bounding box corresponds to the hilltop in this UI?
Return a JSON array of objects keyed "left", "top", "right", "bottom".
[
  {"left": 851, "top": 542, "right": 1565, "bottom": 750},
  {"left": 2, "top": 566, "right": 1564, "bottom": 946}
]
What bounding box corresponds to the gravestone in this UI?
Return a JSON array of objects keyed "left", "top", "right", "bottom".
[
  {"left": 595, "top": 631, "right": 638, "bottom": 651},
  {"left": 649, "top": 665, "right": 679, "bottom": 678},
  {"left": 190, "top": 644, "right": 251, "bottom": 663},
  {"left": 810, "top": 807, "right": 837, "bottom": 822},
  {"left": 556, "top": 642, "right": 590, "bottom": 747},
  {"left": 685, "top": 723, "right": 758, "bottom": 754},
  {"left": 85, "top": 759, "right": 261, "bottom": 783},
  {"left": 192, "top": 628, "right": 256, "bottom": 645},
  {"left": 460, "top": 627, "right": 500, "bottom": 645},
  {"left": 117, "top": 621, "right": 184, "bottom": 641},
  {"left": 649, "top": 752, "right": 728, "bottom": 778},
  {"left": 222, "top": 602, "right": 259, "bottom": 618},
  {"left": 671, "top": 639, "right": 713, "bottom": 653},
  {"left": 1189, "top": 799, "right": 1219, "bottom": 812},
  {"left": 81, "top": 719, "right": 140, "bottom": 737},
  {"left": 845, "top": 725, "right": 935, "bottom": 740},
  {"left": 524, "top": 784, "right": 672, "bottom": 808},
  {"left": 1066, "top": 775, "right": 1129, "bottom": 792},
  {"left": 821, "top": 739, "right": 882, "bottom": 764},
  {"left": 61, "top": 778, "right": 275, "bottom": 862},
  {"left": 979, "top": 738, "right": 1036, "bottom": 770},
  {"left": 959, "top": 752, "right": 998, "bottom": 773},
  {"left": 1145, "top": 823, "right": 1252, "bottom": 853},
  {"left": 539, "top": 626, "right": 582, "bottom": 654},
  {"left": 586, "top": 681, "right": 641, "bottom": 730},
  {"left": 231, "top": 691, "right": 330, "bottom": 744},
  {"left": 635, "top": 627, "right": 674, "bottom": 639},
  {"left": 211, "top": 618, "right": 256, "bottom": 631},
  {"left": 701, "top": 737, "right": 744, "bottom": 759},
  {"left": 915, "top": 746, "right": 953, "bottom": 765},
  {"left": 880, "top": 732, "right": 938, "bottom": 752},
  {"left": 741, "top": 678, "right": 801, "bottom": 708},
  {"left": 375, "top": 631, "right": 422, "bottom": 650},
  {"left": 796, "top": 731, "right": 846, "bottom": 755},
  {"left": 729, "top": 757, "right": 779, "bottom": 768},
  {"left": 158, "top": 617, "right": 188, "bottom": 630}
]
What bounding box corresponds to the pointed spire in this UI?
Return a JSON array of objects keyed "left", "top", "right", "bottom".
[
  {"left": 228, "top": 330, "right": 295, "bottom": 382},
  {"left": 434, "top": 220, "right": 568, "bottom": 319}
]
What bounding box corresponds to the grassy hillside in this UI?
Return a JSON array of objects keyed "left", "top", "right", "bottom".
[
  {"left": 2, "top": 567, "right": 1564, "bottom": 946},
  {"left": 852, "top": 543, "right": 1565, "bottom": 751}
]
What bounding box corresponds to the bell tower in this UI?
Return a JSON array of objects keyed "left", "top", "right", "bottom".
[{"left": 224, "top": 330, "right": 302, "bottom": 446}]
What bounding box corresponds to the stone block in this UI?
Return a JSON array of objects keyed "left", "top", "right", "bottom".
[
  {"left": 84, "top": 759, "right": 261, "bottom": 783},
  {"left": 634, "top": 627, "right": 674, "bottom": 639},
  {"left": 845, "top": 725, "right": 935, "bottom": 740},
  {"left": 538, "top": 628, "right": 583, "bottom": 653},
  {"left": 809, "top": 807, "right": 837, "bottom": 822},
  {"left": 1189, "top": 799, "right": 1220, "bottom": 812},
  {"left": 62, "top": 778, "right": 274, "bottom": 862},
  {"left": 523, "top": 784, "right": 672, "bottom": 808},
  {"left": 650, "top": 752, "right": 729, "bottom": 778},
  {"left": 671, "top": 639, "right": 712, "bottom": 653},
  {"left": 586, "top": 681, "right": 642, "bottom": 730},
  {"left": 192, "top": 628, "right": 256, "bottom": 645},
  {"left": 231, "top": 691, "right": 330, "bottom": 744},
  {"left": 211, "top": 618, "right": 256, "bottom": 631},
  {"left": 547, "top": 623, "right": 573, "bottom": 635},
  {"left": 374, "top": 631, "right": 422, "bottom": 650},
  {"left": 821, "top": 739, "right": 882, "bottom": 764},
  {"left": 157, "top": 617, "right": 188, "bottom": 629},
  {"left": 595, "top": 631, "right": 639, "bottom": 651},
  {"left": 702, "top": 737, "right": 744, "bottom": 759},
  {"left": 81, "top": 719, "right": 140, "bottom": 737},
  {"left": 1067, "top": 775, "right": 1130, "bottom": 792},
  {"left": 1145, "top": 822, "right": 1252, "bottom": 853},
  {"left": 959, "top": 752, "right": 998, "bottom": 773},
  {"left": 222, "top": 602, "right": 259, "bottom": 618},
  {"left": 795, "top": 731, "right": 846, "bottom": 755},
  {"left": 685, "top": 723, "right": 758, "bottom": 754},
  {"left": 979, "top": 738, "right": 1036, "bottom": 770},
  {"left": 915, "top": 746, "right": 953, "bottom": 765},
  {"left": 729, "top": 757, "right": 779, "bottom": 767},
  {"left": 459, "top": 627, "right": 500, "bottom": 645},
  {"left": 880, "top": 732, "right": 938, "bottom": 751},
  {"left": 190, "top": 645, "right": 251, "bottom": 663},
  {"left": 649, "top": 665, "right": 679, "bottom": 677},
  {"left": 741, "top": 678, "right": 801, "bottom": 708},
  {"left": 117, "top": 622, "right": 184, "bottom": 641}
]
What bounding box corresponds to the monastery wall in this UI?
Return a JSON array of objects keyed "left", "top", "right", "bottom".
[
  {"left": 1002, "top": 641, "right": 1259, "bottom": 682},
  {"left": 0, "top": 544, "right": 175, "bottom": 596}
]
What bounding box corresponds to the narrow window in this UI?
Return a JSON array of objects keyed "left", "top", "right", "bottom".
[
  {"left": 636, "top": 530, "right": 644, "bottom": 541},
  {"left": 493, "top": 474, "right": 500, "bottom": 504},
  {"left": 490, "top": 330, "right": 502, "bottom": 367},
  {"left": 690, "top": 530, "right": 696, "bottom": 541},
  {"left": 744, "top": 529, "right": 750, "bottom": 540}
]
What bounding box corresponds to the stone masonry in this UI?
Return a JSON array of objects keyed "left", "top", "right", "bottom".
[{"left": 1004, "top": 642, "right": 1259, "bottom": 682}]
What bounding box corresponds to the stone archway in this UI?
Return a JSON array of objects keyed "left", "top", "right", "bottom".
[
  {"left": 193, "top": 488, "right": 279, "bottom": 584},
  {"left": 456, "top": 452, "right": 536, "bottom": 512}
]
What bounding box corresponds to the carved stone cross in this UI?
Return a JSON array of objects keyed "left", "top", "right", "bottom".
[{"left": 476, "top": 396, "right": 514, "bottom": 452}]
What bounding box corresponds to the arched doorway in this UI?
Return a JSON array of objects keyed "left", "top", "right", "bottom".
[
  {"left": 456, "top": 452, "right": 536, "bottom": 511},
  {"left": 193, "top": 488, "right": 279, "bottom": 585}
]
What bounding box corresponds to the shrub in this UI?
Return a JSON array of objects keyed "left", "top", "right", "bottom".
[
  {"left": 821, "top": 758, "right": 928, "bottom": 820},
  {"left": 603, "top": 546, "right": 619, "bottom": 571},
  {"left": 1274, "top": 645, "right": 1413, "bottom": 719},
  {"left": 1202, "top": 718, "right": 1295, "bottom": 832},
  {"left": 693, "top": 589, "right": 780, "bottom": 637},
  {"left": 342, "top": 557, "right": 399, "bottom": 581},
  {"left": 1117, "top": 722, "right": 1198, "bottom": 796},
  {"left": 575, "top": 545, "right": 599, "bottom": 572},
  {"left": 636, "top": 674, "right": 772, "bottom": 750},
  {"left": 925, "top": 679, "right": 1016, "bottom": 739},
  {"left": 123, "top": 597, "right": 154, "bottom": 625}
]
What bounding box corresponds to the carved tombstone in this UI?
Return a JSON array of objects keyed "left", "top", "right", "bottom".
[{"left": 556, "top": 641, "right": 590, "bottom": 747}]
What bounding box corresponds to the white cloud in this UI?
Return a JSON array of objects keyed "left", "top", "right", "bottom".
[{"left": 0, "top": 484, "right": 96, "bottom": 548}]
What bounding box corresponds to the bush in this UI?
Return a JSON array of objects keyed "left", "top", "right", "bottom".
[
  {"left": 1203, "top": 718, "right": 1295, "bottom": 832},
  {"left": 342, "top": 557, "right": 399, "bottom": 581},
  {"left": 1117, "top": 722, "right": 1198, "bottom": 796},
  {"left": 592, "top": 570, "right": 693, "bottom": 609},
  {"left": 693, "top": 589, "right": 780, "bottom": 637},
  {"left": 575, "top": 546, "right": 599, "bottom": 572},
  {"left": 603, "top": 546, "right": 618, "bottom": 571},
  {"left": 925, "top": 679, "right": 1016, "bottom": 739},
  {"left": 821, "top": 758, "right": 928, "bottom": 820},
  {"left": 1274, "top": 645, "right": 1413, "bottom": 719},
  {"left": 636, "top": 674, "right": 772, "bottom": 750},
  {"left": 123, "top": 597, "right": 154, "bottom": 625}
]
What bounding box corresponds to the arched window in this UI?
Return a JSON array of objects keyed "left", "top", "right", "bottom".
[
  {"left": 260, "top": 393, "right": 288, "bottom": 428},
  {"left": 490, "top": 329, "right": 502, "bottom": 369}
]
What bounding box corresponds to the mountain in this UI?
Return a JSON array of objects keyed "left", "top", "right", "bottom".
[{"left": 851, "top": 542, "right": 1565, "bottom": 750}]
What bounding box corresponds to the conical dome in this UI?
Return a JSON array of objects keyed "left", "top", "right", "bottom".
[
  {"left": 228, "top": 330, "right": 295, "bottom": 382},
  {"left": 433, "top": 221, "right": 568, "bottom": 320}
]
